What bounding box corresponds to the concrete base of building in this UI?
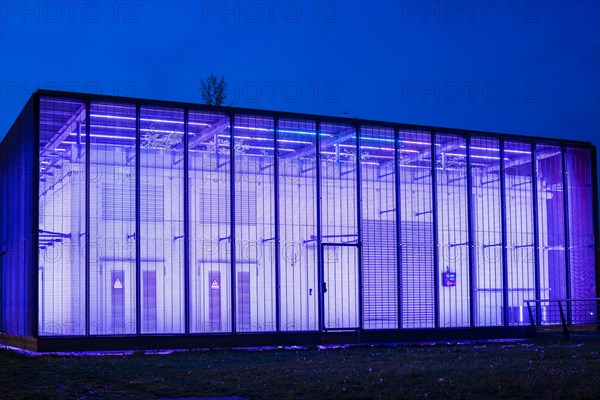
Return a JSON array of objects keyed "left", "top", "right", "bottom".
[{"left": 2, "top": 326, "right": 534, "bottom": 353}]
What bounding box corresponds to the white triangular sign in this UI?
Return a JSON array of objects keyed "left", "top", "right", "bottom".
[
  {"left": 114, "top": 278, "right": 123, "bottom": 289},
  {"left": 211, "top": 280, "right": 219, "bottom": 289}
]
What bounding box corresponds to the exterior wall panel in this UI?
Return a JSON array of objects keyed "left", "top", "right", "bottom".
[
  {"left": 277, "top": 118, "right": 318, "bottom": 331},
  {"left": 0, "top": 90, "right": 598, "bottom": 350},
  {"left": 566, "top": 147, "right": 597, "bottom": 322},
  {"left": 0, "top": 97, "right": 36, "bottom": 337}
]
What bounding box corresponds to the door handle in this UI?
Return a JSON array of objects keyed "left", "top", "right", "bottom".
[{"left": 322, "top": 282, "right": 327, "bottom": 294}]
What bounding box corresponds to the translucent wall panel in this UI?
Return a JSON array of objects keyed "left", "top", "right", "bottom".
[
  {"left": 536, "top": 144, "right": 566, "bottom": 324},
  {"left": 38, "top": 97, "right": 86, "bottom": 336},
  {"left": 233, "top": 114, "right": 276, "bottom": 332},
  {"left": 320, "top": 122, "right": 359, "bottom": 329},
  {"left": 89, "top": 101, "right": 137, "bottom": 335},
  {"left": 139, "top": 106, "right": 184, "bottom": 333},
  {"left": 278, "top": 118, "right": 318, "bottom": 331},
  {"left": 435, "top": 134, "right": 470, "bottom": 328},
  {"left": 320, "top": 122, "right": 358, "bottom": 238},
  {"left": 398, "top": 130, "right": 435, "bottom": 328},
  {"left": 503, "top": 141, "right": 535, "bottom": 325},
  {"left": 360, "top": 125, "right": 397, "bottom": 329},
  {"left": 188, "top": 110, "right": 231, "bottom": 333},
  {"left": 566, "top": 147, "right": 597, "bottom": 323},
  {"left": 0, "top": 97, "right": 35, "bottom": 337},
  {"left": 470, "top": 137, "right": 503, "bottom": 326}
]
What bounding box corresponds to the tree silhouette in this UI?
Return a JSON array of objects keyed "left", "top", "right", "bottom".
[{"left": 200, "top": 74, "right": 228, "bottom": 106}]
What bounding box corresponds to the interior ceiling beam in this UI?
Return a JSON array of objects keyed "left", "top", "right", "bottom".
[
  {"left": 281, "top": 127, "right": 355, "bottom": 160},
  {"left": 41, "top": 105, "right": 86, "bottom": 156},
  {"left": 400, "top": 138, "right": 463, "bottom": 166},
  {"left": 186, "top": 118, "right": 230, "bottom": 149},
  {"left": 484, "top": 148, "right": 561, "bottom": 174}
]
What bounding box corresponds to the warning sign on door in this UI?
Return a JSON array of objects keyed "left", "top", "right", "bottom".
[
  {"left": 211, "top": 279, "right": 219, "bottom": 289},
  {"left": 114, "top": 278, "right": 123, "bottom": 289}
]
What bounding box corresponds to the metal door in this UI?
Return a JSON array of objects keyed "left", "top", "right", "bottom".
[{"left": 322, "top": 244, "right": 359, "bottom": 329}]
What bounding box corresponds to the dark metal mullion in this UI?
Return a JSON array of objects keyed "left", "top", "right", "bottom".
[
  {"left": 273, "top": 116, "right": 281, "bottom": 332},
  {"left": 135, "top": 103, "right": 141, "bottom": 335},
  {"left": 316, "top": 120, "right": 324, "bottom": 331},
  {"left": 561, "top": 144, "right": 572, "bottom": 324},
  {"left": 531, "top": 143, "right": 542, "bottom": 325},
  {"left": 431, "top": 132, "right": 440, "bottom": 329},
  {"left": 591, "top": 146, "right": 600, "bottom": 303},
  {"left": 465, "top": 136, "right": 476, "bottom": 327},
  {"left": 183, "top": 109, "right": 190, "bottom": 335},
  {"left": 500, "top": 139, "right": 509, "bottom": 326},
  {"left": 84, "top": 99, "right": 91, "bottom": 336},
  {"left": 394, "top": 127, "right": 402, "bottom": 330},
  {"left": 356, "top": 123, "right": 364, "bottom": 331},
  {"left": 229, "top": 113, "right": 237, "bottom": 333},
  {"left": 32, "top": 95, "right": 41, "bottom": 338}
]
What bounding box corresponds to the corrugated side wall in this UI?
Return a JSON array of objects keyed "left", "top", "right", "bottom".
[{"left": 0, "top": 97, "right": 36, "bottom": 337}]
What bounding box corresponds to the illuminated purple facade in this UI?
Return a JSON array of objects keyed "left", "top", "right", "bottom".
[{"left": 1, "top": 91, "right": 598, "bottom": 351}]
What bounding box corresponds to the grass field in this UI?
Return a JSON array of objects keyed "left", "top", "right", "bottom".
[{"left": 1, "top": 336, "right": 600, "bottom": 399}]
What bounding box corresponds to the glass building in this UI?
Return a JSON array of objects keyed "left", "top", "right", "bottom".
[{"left": 1, "top": 90, "right": 598, "bottom": 351}]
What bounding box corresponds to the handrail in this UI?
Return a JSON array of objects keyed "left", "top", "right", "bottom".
[
  {"left": 525, "top": 298, "right": 600, "bottom": 303},
  {"left": 524, "top": 298, "right": 600, "bottom": 340}
]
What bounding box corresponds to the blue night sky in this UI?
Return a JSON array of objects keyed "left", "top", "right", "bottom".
[{"left": 1, "top": 1, "right": 599, "bottom": 149}]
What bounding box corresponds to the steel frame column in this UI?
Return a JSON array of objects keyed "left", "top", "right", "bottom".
[
  {"left": 183, "top": 108, "right": 190, "bottom": 335},
  {"left": 316, "top": 120, "right": 324, "bottom": 331},
  {"left": 273, "top": 116, "right": 281, "bottom": 332},
  {"left": 0, "top": 251, "right": 3, "bottom": 332},
  {"left": 465, "top": 135, "right": 476, "bottom": 327},
  {"left": 500, "top": 139, "right": 510, "bottom": 326},
  {"left": 531, "top": 143, "right": 542, "bottom": 325},
  {"left": 84, "top": 99, "right": 91, "bottom": 336},
  {"left": 591, "top": 146, "right": 600, "bottom": 302},
  {"left": 135, "top": 103, "right": 141, "bottom": 335},
  {"left": 561, "top": 144, "right": 572, "bottom": 324},
  {"left": 229, "top": 113, "right": 237, "bottom": 333},
  {"left": 32, "top": 95, "right": 41, "bottom": 338},
  {"left": 356, "top": 123, "right": 364, "bottom": 331},
  {"left": 431, "top": 132, "right": 440, "bottom": 329},
  {"left": 394, "top": 127, "right": 402, "bottom": 330}
]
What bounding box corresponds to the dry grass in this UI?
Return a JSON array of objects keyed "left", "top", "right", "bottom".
[{"left": 1, "top": 336, "right": 600, "bottom": 399}]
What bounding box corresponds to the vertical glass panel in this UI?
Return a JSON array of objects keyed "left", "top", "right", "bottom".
[
  {"left": 89, "top": 101, "right": 137, "bottom": 335},
  {"left": 536, "top": 144, "right": 566, "bottom": 324},
  {"left": 398, "top": 130, "right": 435, "bottom": 328},
  {"left": 139, "top": 106, "right": 184, "bottom": 333},
  {"left": 360, "top": 125, "right": 397, "bottom": 329},
  {"left": 234, "top": 114, "right": 276, "bottom": 332},
  {"left": 38, "top": 97, "right": 86, "bottom": 336},
  {"left": 470, "top": 137, "right": 503, "bottom": 326},
  {"left": 566, "top": 147, "right": 596, "bottom": 323},
  {"left": 319, "top": 122, "right": 359, "bottom": 329},
  {"left": 188, "top": 110, "right": 231, "bottom": 333},
  {"left": 320, "top": 122, "right": 358, "bottom": 240},
  {"left": 278, "top": 118, "right": 318, "bottom": 331},
  {"left": 435, "top": 134, "right": 470, "bottom": 328},
  {"left": 503, "top": 141, "right": 535, "bottom": 325}
]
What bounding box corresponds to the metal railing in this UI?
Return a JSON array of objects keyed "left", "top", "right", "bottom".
[{"left": 524, "top": 298, "right": 600, "bottom": 340}]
